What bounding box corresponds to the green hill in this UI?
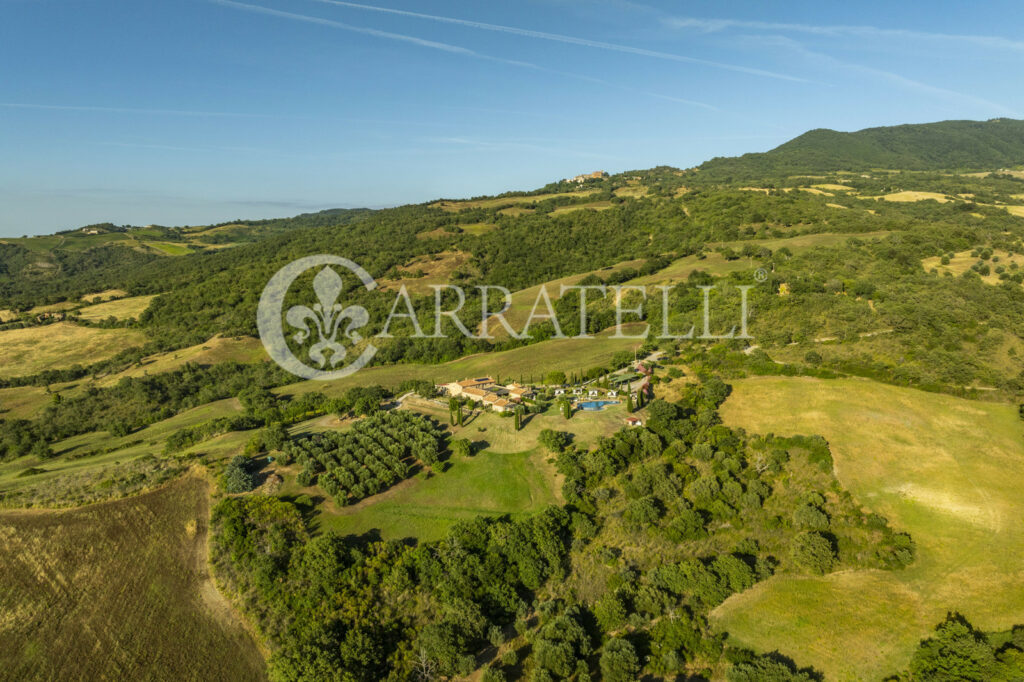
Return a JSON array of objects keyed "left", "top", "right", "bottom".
[{"left": 701, "top": 118, "right": 1024, "bottom": 177}]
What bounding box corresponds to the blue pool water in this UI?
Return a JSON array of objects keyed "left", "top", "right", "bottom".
[{"left": 578, "top": 400, "right": 619, "bottom": 411}]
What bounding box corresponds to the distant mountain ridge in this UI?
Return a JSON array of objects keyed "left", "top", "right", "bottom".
[{"left": 700, "top": 118, "right": 1024, "bottom": 177}]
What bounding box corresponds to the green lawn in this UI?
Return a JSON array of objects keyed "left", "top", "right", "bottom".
[
  {"left": 315, "top": 448, "right": 559, "bottom": 542},
  {"left": 711, "top": 376, "right": 1024, "bottom": 680}
]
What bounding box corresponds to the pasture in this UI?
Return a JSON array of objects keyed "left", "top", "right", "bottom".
[
  {"left": 316, "top": 447, "right": 559, "bottom": 541},
  {"left": 921, "top": 248, "right": 1024, "bottom": 285},
  {"left": 0, "top": 475, "right": 266, "bottom": 680},
  {"left": 431, "top": 189, "right": 598, "bottom": 212},
  {"left": 0, "top": 398, "right": 244, "bottom": 506},
  {"left": 379, "top": 250, "right": 475, "bottom": 295},
  {"left": 81, "top": 288, "right": 128, "bottom": 303},
  {"left": 0, "top": 322, "right": 148, "bottom": 378},
  {"left": 550, "top": 200, "right": 614, "bottom": 214},
  {"left": 711, "top": 376, "right": 1024, "bottom": 680},
  {"left": 95, "top": 335, "right": 265, "bottom": 386},
  {"left": 76, "top": 294, "right": 156, "bottom": 321},
  {"left": 877, "top": 190, "right": 950, "bottom": 203}
]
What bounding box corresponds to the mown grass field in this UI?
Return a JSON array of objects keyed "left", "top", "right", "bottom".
[
  {"left": 877, "top": 190, "right": 951, "bottom": 203},
  {"left": 0, "top": 322, "right": 148, "bottom": 378},
  {"left": 711, "top": 376, "right": 1024, "bottom": 680},
  {"left": 95, "top": 335, "right": 265, "bottom": 386},
  {"left": 316, "top": 448, "right": 559, "bottom": 541},
  {"left": 81, "top": 288, "right": 128, "bottom": 303},
  {"left": 75, "top": 294, "right": 156, "bottom": 321},
  {"left": 0, "top": 474, "right": 266, "bottom": 680}
]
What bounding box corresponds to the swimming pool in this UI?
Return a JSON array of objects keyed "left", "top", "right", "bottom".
[{"left": 577, "top": 400, "right": 619, "bottom": 411}]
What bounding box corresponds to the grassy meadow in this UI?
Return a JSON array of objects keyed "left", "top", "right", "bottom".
[
  {"left": 0, "top": 475, "right": 266, "bottom": 680},
  {"left": 314, "top": 447, "right": 559, "bottom": 542},
  {"left": 75, "top": 294, "right": 156, "bottom": 321},
  {"left": 0, "top": 322, "right": 148, "bottom": 378},
  {"left": 711, "top": 376, "right": 1024, "bottom": 680},
  {"left": 430, "top": 189, "right": 598, "bottom": 211}
]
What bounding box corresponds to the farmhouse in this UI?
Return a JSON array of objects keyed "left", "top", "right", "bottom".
[
  {"left": 625, "top": 416, "right": 643, "bottom": 427},
  {"left": 566, "top": 170, "right": 608, "bottom": 183},
  {"left": 506, "top": 383, "right": 534, "bottom": 401},
  {"left": 445, "top": 376, "right": 494, "bottom": 397}
]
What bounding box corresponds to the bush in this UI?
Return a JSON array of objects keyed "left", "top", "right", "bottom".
[
  {"left": 600, "top": 638, "right": 640, "bottom": 682},
  {"left": 792, "top": 503, "right": 829, "bottom": 531},
  {"left": 221, "top": 456, "right": 257, "bottom": 493},
  {"left": 790, "top": 532, "right": 836, "bottom": 575}
]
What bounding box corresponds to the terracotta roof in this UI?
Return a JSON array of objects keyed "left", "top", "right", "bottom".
[
  {"left": 462, "top": 387, "right": 490, "bottom": 398},
  {"left": 457, "top": 376, "right": 493, "bottom": 388}
]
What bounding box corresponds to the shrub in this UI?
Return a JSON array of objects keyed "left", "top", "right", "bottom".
[
  {"left": 221, "top": 456, "right": 257, "bottom": 493},
  {"left": 790, "top": 532, "right": 836, "bottom": 575}
]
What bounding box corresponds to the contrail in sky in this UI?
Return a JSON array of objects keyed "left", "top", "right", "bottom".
[{"left": 308, "top": 0, "right": 810, "bottom": 83}]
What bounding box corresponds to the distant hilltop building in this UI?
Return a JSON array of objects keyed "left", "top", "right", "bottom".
[{"left": 566, "top": 170, "right": 608, "bottom": 184}]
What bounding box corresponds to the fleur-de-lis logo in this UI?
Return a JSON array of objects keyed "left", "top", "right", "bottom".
[
  {"left": 257, "top": 255, "right": 378, "bottom": 380},
  {"left": 286, "top": 267, "right": 369, "bottom": 368}
]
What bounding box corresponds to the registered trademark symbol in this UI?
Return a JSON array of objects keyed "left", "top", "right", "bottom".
[{"left": 754, "top": 268, "right": 768, "bottom": 283}]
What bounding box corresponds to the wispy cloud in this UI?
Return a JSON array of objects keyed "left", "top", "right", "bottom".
[
  {"left": 758, "top": 35, "right": 1018, "bottom": 117},
  {"left": 211, "top": 0, "right": 720, "bottom": 110},
  {"left": 664, "top": 16, "right": 1024, "bottom": 52},
  {"left": 307, "top": 0, "right": 810, "bottom": 83}
]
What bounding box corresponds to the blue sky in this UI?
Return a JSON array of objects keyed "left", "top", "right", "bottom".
[{"left": 1, "top": 0, "right": 1022, "bottom": 236}]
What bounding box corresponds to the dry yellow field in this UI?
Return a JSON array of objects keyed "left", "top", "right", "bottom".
[
  {"left": 27, "top": 301, "right": 78, "bottom": 315},
  {"left": 498, "top": 206, "right": 534, "bottom": 216},
  {"left": 0, "top": 475, "right": 266, "bottom": 680},
  {"left": 431, "top": 189, "right": 598, "bottom": 212},
  {"left": 551, "top": 201, "right": 614, "bottom": 214},
  {"left": 0, "top": 322, "right": 148, "bottom": 377},
  {"left": 379, "top": 250, "right": 475, "bottom": 295},
  {"left": 877, "top": 190, "right": 950, "bottom": 203},
  {"left": 76, "top": 294, "right": 156, "bottom": 321},
  {"left": 96, "top": 335, "right": 266, "bottom": 386},
  {"left": 922, "top": 249, "right": 1024, "bottom": 285},
  {"left": 811, "top": 183, "right": 855, "bottom": 191},
  {"left": 613, "top": 185, "right": 648, "bottom": 197},
  {"left": 80, "top": 289, "right": 127, "bottom": 303},
  {"left": 712, "top": 376, "right": 1024, "bottom": 680}
]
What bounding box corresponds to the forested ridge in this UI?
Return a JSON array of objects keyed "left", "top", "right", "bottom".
[{"left": 700, "top": 118, "right": 1024, "bottom": 177}]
